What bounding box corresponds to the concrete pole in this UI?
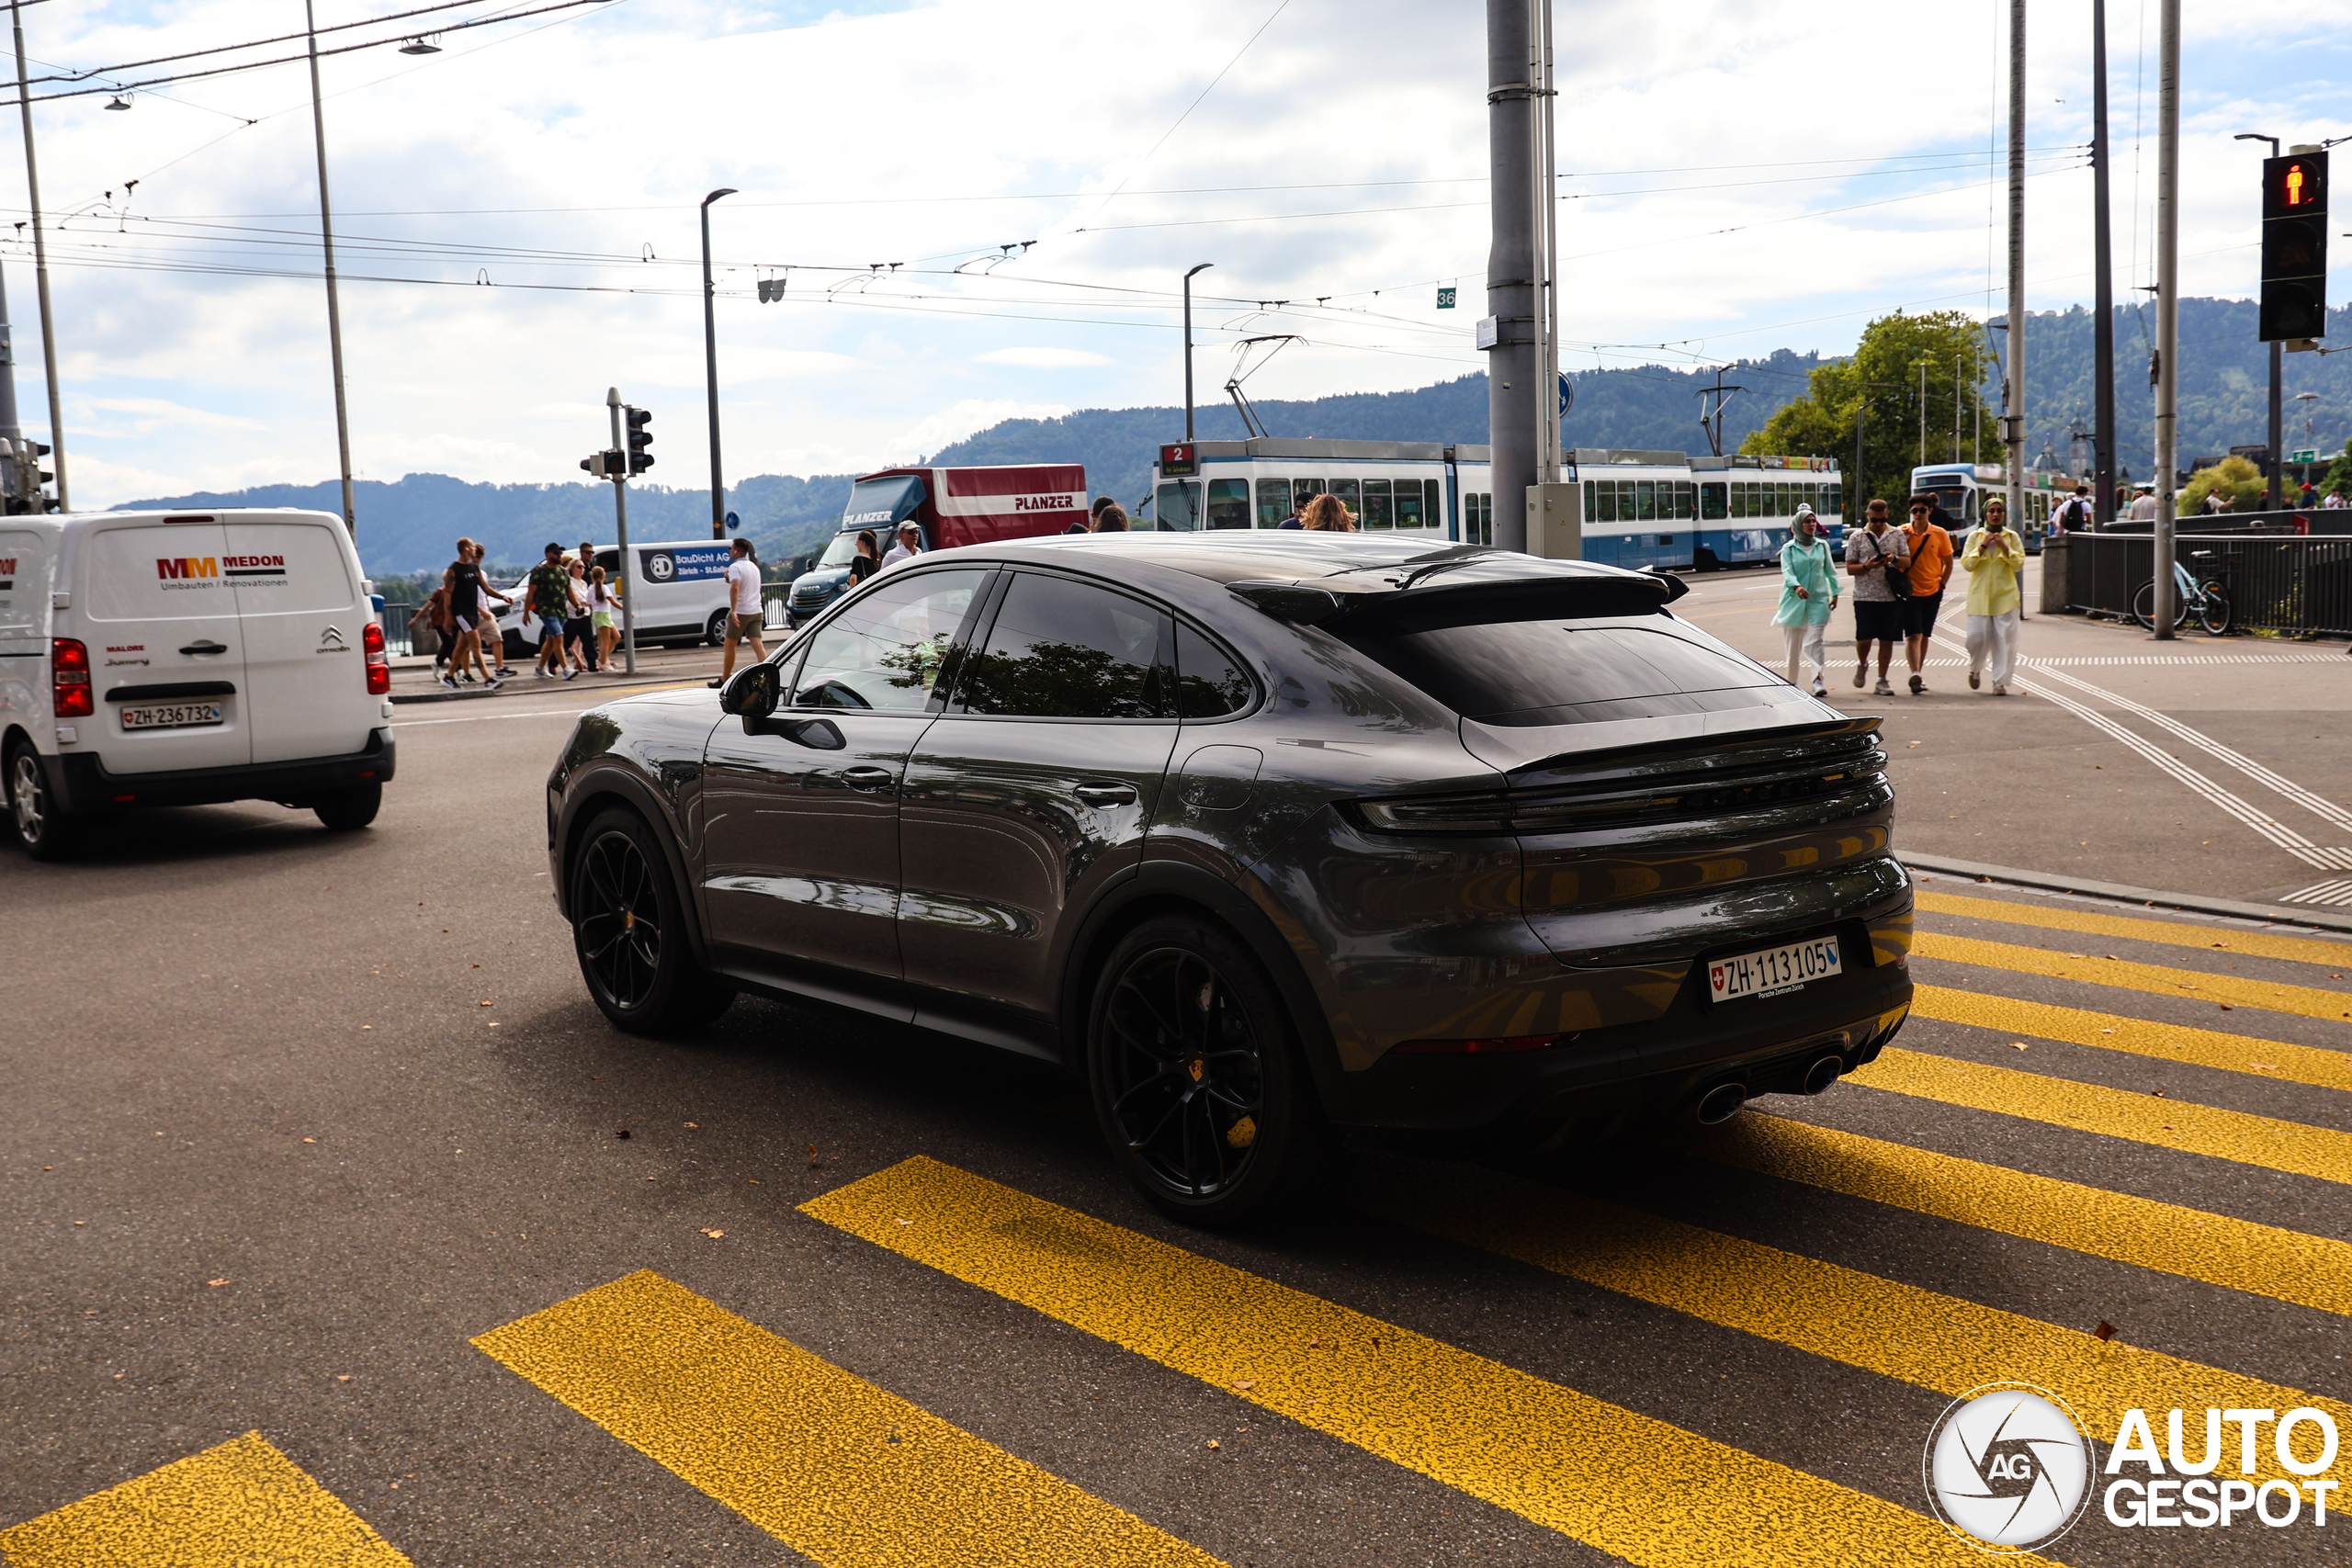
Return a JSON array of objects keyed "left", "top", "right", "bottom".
[
  {"left": 11, "top": 1, "right": 63, "bottom": 510},
  {"left": 305, "top": 0, "right": 356, "bottom": 538},
  {"left": 2091, "top": 0, "right": 2116, "bottom": 525},
  {"left": 701, "top": 187, "right": 736, "bottom": 542},
  {"left": 608, "top": 388, "right": 637, "bottom": 676},
  {"left": 1483, "top": 0, "right": 1535, "bottom": 552},
  {"left": 2150, "top": 0, "right": 2180, "bottom": 637},
  {"left": 2004, "top": 0, "right": 2027, "bottom": 546},
  {"left": 1529, "top": 0, "right": 1559, "bottom": 487}
]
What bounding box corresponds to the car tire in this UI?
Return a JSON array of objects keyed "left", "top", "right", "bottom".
[
  {"left": 705, "top": 609, "right": 729, "bottom": 648},
  {"left": 313, "top": 782, "right": 381, "bottom": 831},
  {"left": 569, "top": 806, "right": 735, "bottom": 1034},
  {"left": 6, "top": 741, "right": 81, "bottom": 861},
  {"left": 1085, "top": 913, "right": 1327, "bottom": 1227}
]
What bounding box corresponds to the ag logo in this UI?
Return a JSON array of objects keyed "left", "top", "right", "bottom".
[
  {"left": 1924, "top": 1382, "right": 2093, "bottom": 1552},
  {"left": 643, "top": 550, "right": 677, "bottom": 583}
]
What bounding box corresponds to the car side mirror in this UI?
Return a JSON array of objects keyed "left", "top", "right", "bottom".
[{"left": 720, "top": 662, "right": 780, "bottom": 726}]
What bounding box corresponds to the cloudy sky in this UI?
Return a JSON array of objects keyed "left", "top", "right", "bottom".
[{"left": 3, "top": 0, "right": 2346, "bottom": 506}]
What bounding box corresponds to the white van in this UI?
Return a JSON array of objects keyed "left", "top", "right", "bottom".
[
  {"left": 481, "top": 538, "right": 740, "bottom": 656},
  {"left": 0, "top": 507, "right": 396, "bottom": 859}
]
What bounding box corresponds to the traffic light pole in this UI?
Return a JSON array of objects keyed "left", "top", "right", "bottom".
[
  {"left": 11, "top": 0, "right": 64, "bottom": 512},
  {"left": 607, "top": 387, "right": 638, "bottom": 676},
  {"left": 2091, "top": 0, "right": 2116, "bottom": 525},
  {"left": 305, "top": 0, "right": 356, "bottom": 540},
  {"left": 2151, "top": 0, "right": 2180, "bottom": 639},
  {"left": 2003, "top": 0, "right": 2027, "bottom": 545}
]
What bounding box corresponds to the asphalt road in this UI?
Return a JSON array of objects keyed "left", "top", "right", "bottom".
[{"left": 5, "top": 617, "right": 2350, "bottom": 1568}]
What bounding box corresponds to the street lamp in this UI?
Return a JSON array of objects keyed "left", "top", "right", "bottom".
[
  {"left": 1182, "top": 263, "right": 1212, "bottom": 441},
  {"left": 2295, "top": 390, "right": 2320, "bottom": 491},
  {"left": 701, "top": 186, "right": 737, "bottom": 542},
  {"left": 2234, "top": 133, "right": 2284, "bottom": 512}
]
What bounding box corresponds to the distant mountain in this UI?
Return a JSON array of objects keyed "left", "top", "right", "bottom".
[{"left": 118, "top": 298, "right": 2347, "bottom": 576}]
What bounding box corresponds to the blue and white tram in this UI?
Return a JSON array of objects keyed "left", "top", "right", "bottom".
[
  {"left": 1577, "top": 449, "right": 1843, "bottom": 570},
  {"left": 1911, "top": 462, "right": 2071, "bottom": 553},
  {"left": 1148, "top": 438, "right": 1492, "bottom": 540}
]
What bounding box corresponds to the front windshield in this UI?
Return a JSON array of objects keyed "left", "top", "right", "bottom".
[{"left": 816, "top": 530, "right": 874, "bottom": 570}]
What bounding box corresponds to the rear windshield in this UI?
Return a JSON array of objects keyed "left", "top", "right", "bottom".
[{"left": 1340, "top": 617, "right": 1778, "bottom": 727}]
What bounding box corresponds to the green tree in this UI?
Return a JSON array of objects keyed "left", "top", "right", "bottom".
[
  {"left": 2181, "top": 455, "right": 2267, "bottom": 514},
  {"left": 2317, "top": 436, "right": 2352, "bottom": 502},
  {"left": 1742, "top": 310, "right": 2001, "bottom": 512}
]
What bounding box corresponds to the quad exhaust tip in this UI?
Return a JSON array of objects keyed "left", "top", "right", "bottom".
[
  {"left": 1800, "top": 1055, "right": 1845, "bottom": 1096},
  {"left": 1694, "top": 1081, "right": 1747, "bottom": 1125}
]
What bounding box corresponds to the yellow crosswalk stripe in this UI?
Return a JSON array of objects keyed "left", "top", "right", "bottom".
[
  {"left": 801, "top": 1156, "right": 2035, "bottom": 1568},
  {"left": 1855, "top": 1048, "right": 2352, "bottom": 1184},
  {"left": 1667, "top": 1113, "right": 2352, "bottom": 1316},
  {"left": 0, "top": 1430, "right": 410, "bottom": 1568},
  {"left": 471, "top": 1269, "right": 1221, "bottom": 1568},
  {"left": 1366, "top": 1162, "right": 2348, "bottom": 1483},
  {"left": 1913, "top": 931, "right": 2352, "bottom": 1022},
  {"left": 1917, "top": 889, "right": 2352, "bottom": 968},
  {"left": 1915, "top": 984, "right": 2352, "bottom": 1091}
]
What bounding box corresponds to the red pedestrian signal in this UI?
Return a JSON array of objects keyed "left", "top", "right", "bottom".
[{"left": 2259, "top": 152, "right": 2329, "bottom": 344}]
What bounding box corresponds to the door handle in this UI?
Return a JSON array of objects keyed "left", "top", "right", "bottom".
[
  {"left": 840, "top": 765, "right": 895, "bottom": 792},
  {"left": 180, "top": 640, "right": 230, "bottom": 656},
  {"left": 1075, "top": 782, "right": 1139, "bottom": 807}
]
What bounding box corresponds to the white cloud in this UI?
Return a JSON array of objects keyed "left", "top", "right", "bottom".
[
  {"left": 0, "top": 0, "right": 2344, "bottom": 508},
  {"left": 975, "top": 346, "right": 1115, "bottom": 368}
]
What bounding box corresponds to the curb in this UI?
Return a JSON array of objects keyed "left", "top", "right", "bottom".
[
  {"left": 1898, "top": 852, "right": 2352, "bottom": 937},
  {"left": 388, "top": 671, "right": 703, "bottom": 705}
]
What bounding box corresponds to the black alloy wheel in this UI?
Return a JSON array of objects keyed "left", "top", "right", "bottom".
[
  {"left": 570, "top": 807, "right": 734, "bottom": 1033},
  {"left": 1087, "top": 915, "right": 1324, "bottom": 1225}
]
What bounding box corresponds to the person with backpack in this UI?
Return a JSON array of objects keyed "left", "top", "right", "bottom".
[
  {"left": 1844, "top": 498, "right": 1910, "bottom": 696},
  {"left": 2052, "top": 485, "right": 2093, "bottom": 536},
  {"left": 1774, "top": 506, "right": 1838, "bottom": 696}
]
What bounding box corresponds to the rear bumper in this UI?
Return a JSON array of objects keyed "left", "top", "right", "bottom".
[{"left": 43, "top": 728, "right": 396, "bottom": 813}]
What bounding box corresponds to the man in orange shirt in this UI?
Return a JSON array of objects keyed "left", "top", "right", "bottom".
[{"left": 1900, "top": 495, "right": 1955, "bottom": 694}]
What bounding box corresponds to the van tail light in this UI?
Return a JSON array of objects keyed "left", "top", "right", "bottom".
[
  {"left": 363, "top": 620, "right": 390, "bottom": 695},
  {"left": 51, "top": 637, "right": 93, "bottom": 717}
]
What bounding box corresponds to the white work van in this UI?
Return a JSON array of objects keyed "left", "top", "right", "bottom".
[
  {"left": 480, "top": 538, "right": 741, "bottom": 656},
  {"left": 0, "top": 507, "right": 396, "bottom": 860}
]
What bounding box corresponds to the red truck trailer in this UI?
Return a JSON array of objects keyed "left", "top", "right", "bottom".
[{"left": 783, "top": 462, "right": 1089, "bottom": 626}]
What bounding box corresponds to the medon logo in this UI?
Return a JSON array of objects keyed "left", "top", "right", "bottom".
[{"left": 1923, "top": 1383, "right": 2093, "bottom": 1552}]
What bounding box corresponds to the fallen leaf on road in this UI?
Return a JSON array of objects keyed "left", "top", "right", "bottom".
[
  {"left": 700, "top": 1228, "right": 725, "bottom": 1239},
  {"left": 478, "top": 1000, "right": 492, "bottom": 1008},
  {"left": 684, "top": 1122, "right": 698, "bottom": 1129},
  {"left": 1231, "top": 1380, "right": 1256, "bottom": 1391},
  {"left": 2151, "top": 1089, "right": 2165, "bottom": 1098},
  {"left": 807, "top": 1143, "right": 822, "bottom": 1168},
  {"left": 2104, "top": 954, "right": 2119, "bottom": 961},
  {"left": 2011, "top": 1042, "right": 2030, "bottom": 1051},
  {"left": 360, "top": 1025, "right": 372, "bottom": 1031},
  {"left": 207, "top": 1279, "right": 229, "bottom": 1287},
  {"left": 616, "top": 1129, "right": 630, "bottom": 1139},
  {"left": 336, "top": 1374, "right": 351, "bottom": 1382},
  {"left": 2093, "top": 1321, "right": 2117, "bottom": 1342},
  {"left": 1205, "top": 1439, "right": 1220, "bottom": 1450},
  {"left": 893, "top": 1216, "right": 912, "bottom": 1226},
  {"left": 2251, "top": 1062, "right": 2278, "bottom": 1070},
  {"left": 2219, "top": 1004, "right": 2233, "bottom": 1011},
  {"left": 303, "top": 1137, "right": 317, "bottom": 1144}
]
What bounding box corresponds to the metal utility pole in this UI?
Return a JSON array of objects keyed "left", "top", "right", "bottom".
[
  {"left": 304, "top": 0, "right": 356, "bottom": 537},
  {"left": 1528, "top": 0, "right": 1560, "bottom": 488},
  {"left": 1917, "top": 360, "right": 1928, "bottom": 468},
  {"left": 1480, "top": 0, "right": 1539, "bottom": 552},
  {"left": 1951, "top": 355, "right": 1962, "bottom": 462},
  {"left": 607, "top": 387, "right": 638, "bottom": 676},
  {"left": 2151, "top": 0, "right": 2181, "bottom": 638},
  {"left": 1696, "top": 367, "right": 1742, "bottom": 457},
  {"left": 11, "top": 1, "right": 63, "bottom": 510},
  {"left": 2091, "top": 0, "right": 2116, "bottom": 525},
  {"left": 700, "top": 187, "right": 737, "bottom": 541},
  {"left": 2003, "top": 0, "right": 2028, "bottom": 545},
  {"left": 1182, "top": 262, "right": 1212, "bottom": 441}
]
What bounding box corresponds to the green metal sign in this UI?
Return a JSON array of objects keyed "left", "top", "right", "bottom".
[
  {"left": 2291, "top": 448, "right": 2320, "bottom": 463},
  {"left": 1436, "top": 287, "right": 1456, "bottom": 309}
]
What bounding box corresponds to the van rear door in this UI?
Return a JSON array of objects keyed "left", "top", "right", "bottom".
[
  {"left": 77, "top": 519, "right": 250, "bottom": 773},
  {"left": 221, "top": 515, "right": 374, "bottom": 764}
]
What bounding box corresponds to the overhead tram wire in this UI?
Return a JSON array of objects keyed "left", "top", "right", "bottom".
[{"left": 13, "top": 0, "right": 560, "bottom": 85}]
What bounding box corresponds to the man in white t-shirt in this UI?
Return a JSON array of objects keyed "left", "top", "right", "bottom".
[
  {"left": 711, "top": 536, "right": 768, "bottom": 687},
  {"left": 880, "top": 522, "right": 924, "bottom": 569},
  {"left": 2127, "top": 486, "right": 2159, "bottom": 524}
]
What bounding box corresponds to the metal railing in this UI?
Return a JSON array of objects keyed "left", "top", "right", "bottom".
[{"left": 2055, "top": 534, "right": 2352, "bottom": 637}]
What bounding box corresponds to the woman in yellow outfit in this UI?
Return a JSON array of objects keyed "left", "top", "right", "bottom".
[{"left": 1962, "top": 498, "right": 2028, "bottom": 694}]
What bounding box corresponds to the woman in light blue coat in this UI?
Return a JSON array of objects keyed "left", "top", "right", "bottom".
[{"left": 1775, "top": 506, "right": 1838, "bottom": 696}]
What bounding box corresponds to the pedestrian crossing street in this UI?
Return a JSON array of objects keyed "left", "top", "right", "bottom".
[{"left": 5, "top": 886, "right": 2347, "bottom": 1567}]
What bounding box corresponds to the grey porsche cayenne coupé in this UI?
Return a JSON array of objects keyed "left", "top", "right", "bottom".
[{"left": 545, "top": 534, "right": 1913, "bottom": 1223}]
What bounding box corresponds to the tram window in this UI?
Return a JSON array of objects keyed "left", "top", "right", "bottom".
[
  {"left": 1362, "top": 478, "right": 1393, "bottom": 529},
  {"left": 1425, "top": 480, "right": 1442, "bottom": 525},
  {"left": 1328, "top": 479, "right": 1362, "bottom": 522},
  {"left": 1396, "top": 480, "right": 1426, "bottom": 530},
  {"left": 1591, "top": 483, "right": 1612, "bottom": 524},
  {"left": 1156, "top": 480, "right": 1202, "bottom": 531},
  {"left": 1636, "top": 480, "right": 1657, "bottom": 521},
  {"left": 1292, "top": 478, "right": 1325, "bottom": 512},
  {"left": 1700, "top": 482, "right": 1726, "bottom": 521},
  {"left": 1675, "top": 481, "right": 1695, "bottom": 521},
  {"left": 1205, "top": 479, "right": 1252, "bottom": 530},
  {"left": 1728, "top": 483, "right": 1745, "bottom": 520},
  {"left": 1256, "top": 479, "right": 1290, "bottom": 526}
]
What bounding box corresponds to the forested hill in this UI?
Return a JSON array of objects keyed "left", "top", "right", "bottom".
[{"left": 117, "top": 297, "right": 2347, "bottom": 578}]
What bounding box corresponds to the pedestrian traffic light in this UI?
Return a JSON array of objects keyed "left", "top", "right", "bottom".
[
  {"left": 625, "top": 407, "right": 655, "bottom": 474},
  {"left": 579, "top": 450, "right": 625, "bottom": 479},
  {"left": 2259, "top": 151, "right": 2328, "bottom": 344}
]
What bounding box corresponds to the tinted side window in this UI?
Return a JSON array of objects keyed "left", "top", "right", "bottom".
[
  {"left": 791, "top": 569, "right": 987, "bottom": 712},
  {"left": 956, "top": 573, "right": 1172, "bottom": 719},
  {"left": 1175, "top": 623, "right": 1254, "bottom": 718}
]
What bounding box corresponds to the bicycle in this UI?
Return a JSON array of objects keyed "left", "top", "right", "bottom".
[{"left": 2132, "top": 551, "right": 2233, "bottom": 635}]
